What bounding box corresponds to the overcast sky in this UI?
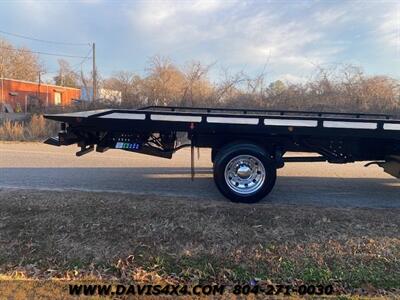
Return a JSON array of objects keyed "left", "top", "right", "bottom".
[{"left": 0, "top": 0, "right": 399, "bottom": 83}]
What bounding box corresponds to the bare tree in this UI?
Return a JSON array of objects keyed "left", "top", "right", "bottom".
[
  {"left": 143, "top": 56, "right": 186, "bottom": 106},
  {"left": 103, "top": 71, "right": 143, "bottom": 106},
  {"left": 53, "top": 59, "right": 79, "bottom": 88},
  {"left": 181, "top": 61, "right": 214, "bottom": 106},
  {"left": 0, "top": 38, "right": 43, "bottom": 81},
  {"left": 214, "top": 67, "right": 246, "bottom": 106}
]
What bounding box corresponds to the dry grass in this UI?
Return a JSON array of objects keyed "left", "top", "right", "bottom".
[
  {"left": 0, "top": 120, "right": 25, "bottom": 140},
  {"left": 0, "top": 189, "right": 399, "bottom": 298},
  {"left": 25, "top": 115, "right": 48, "bottom": 139},
  {"left": 0, "top": 115, "right": 58, "bottom": 141}
]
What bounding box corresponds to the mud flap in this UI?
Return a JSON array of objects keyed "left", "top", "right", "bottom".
[{"left": 380, "top": 156, "right": 400, "bottom": 179}]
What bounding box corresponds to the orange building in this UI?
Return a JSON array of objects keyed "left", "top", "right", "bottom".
[{"left": 0, "top": 78, "right": 81, "bottom": 111}]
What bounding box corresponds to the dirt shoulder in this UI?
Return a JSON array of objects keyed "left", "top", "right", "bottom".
[{"left": 0, "top": 188, "right": 399, "bottom": 298}]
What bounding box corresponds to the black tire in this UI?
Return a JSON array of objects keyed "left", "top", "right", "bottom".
[
  {"left": 213, "top": 143, "right": 277, "bottom": 203},
  {"left": 211, "top": 148, "right": 218, "bottom": 163}
]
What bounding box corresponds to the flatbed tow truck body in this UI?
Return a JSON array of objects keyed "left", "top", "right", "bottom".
[{"left": 45, "top": 106, "right": 400, "bottom": 203}]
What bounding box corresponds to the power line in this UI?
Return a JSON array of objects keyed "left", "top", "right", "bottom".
[
  {"left": 71, "top": 48, "right": 93, "bottom": 73},
  {"left": 0, "top": 29, "right": 96, "bottom": 92},
  {"left": 0, "top": 46, "right": 92, "bottom": 59},
  {"left": 0, "top": 29, "right": 90, "bottom": 46},
  {"left": 78, "top": 48, "right": 93, "bottom": 65},
  {"left": 28, "top": 48, "right": 92, "bottom": 76}
]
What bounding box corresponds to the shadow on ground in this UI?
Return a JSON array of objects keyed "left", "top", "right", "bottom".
[{"left": 0, "top": 167, "right": 399, "bottom": 208}]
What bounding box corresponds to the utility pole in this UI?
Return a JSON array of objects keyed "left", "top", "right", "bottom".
[{"left": 92, "top": 42, "right": 96, "bottom": 101}]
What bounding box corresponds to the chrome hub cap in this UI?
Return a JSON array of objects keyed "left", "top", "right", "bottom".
[
  {"left": 237, "top": 165, "right": 252, "bottom": 179},
  {"left": 224, "top": 155, "right": 266, "bottom": 195}
]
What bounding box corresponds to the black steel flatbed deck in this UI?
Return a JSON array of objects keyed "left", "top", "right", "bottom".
[{"left": 45, "top": 106, "right": 400, "bottom": 140}]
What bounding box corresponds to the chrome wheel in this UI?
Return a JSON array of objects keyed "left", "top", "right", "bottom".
[{"left": 224, "top": 155, "right": 266, "bottom": 195}]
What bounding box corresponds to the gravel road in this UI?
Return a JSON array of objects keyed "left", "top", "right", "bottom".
[{"left": 1, "top": 142, "right": 399, "bottom": 208}]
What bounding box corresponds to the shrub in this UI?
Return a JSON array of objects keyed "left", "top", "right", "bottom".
[
  {"left": 0, "top": 120, "right": 25, "bottom": 140},
  {"left": 25, "top": 115, "right": 52, "bottom": 140},
  {"left": 0, "top": 115, "right": 58, "bottom": 141}
]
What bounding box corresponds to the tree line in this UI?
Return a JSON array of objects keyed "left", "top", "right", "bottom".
[{"left": 102, "top": 57, "right": 400, "bottom": 115}]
